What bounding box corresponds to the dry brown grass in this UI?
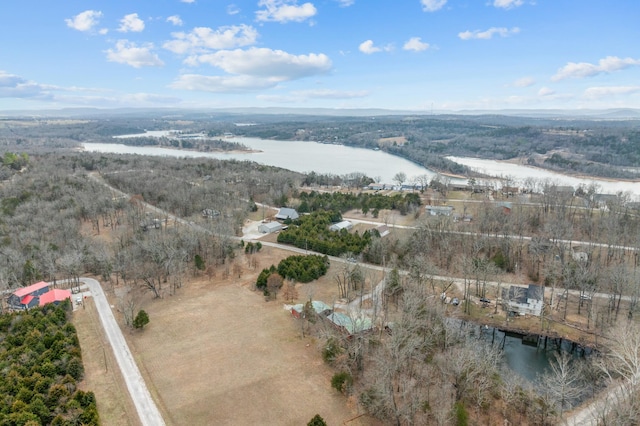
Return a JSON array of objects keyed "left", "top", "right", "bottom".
[{"left": 111, "top": 246, "right": 374, "bottom": 426}]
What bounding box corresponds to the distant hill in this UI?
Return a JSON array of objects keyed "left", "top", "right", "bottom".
[{"left": 2, "top": 106, "right": 640, "bottom": 120}]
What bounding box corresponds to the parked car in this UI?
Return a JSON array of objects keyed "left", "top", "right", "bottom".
[
  {"left": 480, "top": 297, "right": 491, "bottom": 304},
  {"left": 452, "top": 297, "right": 460, "bottom": 306}
]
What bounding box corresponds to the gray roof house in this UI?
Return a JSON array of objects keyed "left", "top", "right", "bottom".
[
  {"left": 503, "top": 284, "right": 544, "bottom": 316},
  {"left": 275, "top": 208, "right": 299, "bottom": 221}
]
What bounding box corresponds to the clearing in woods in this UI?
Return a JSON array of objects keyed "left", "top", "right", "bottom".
[{"left": 108, "top": 246, "right": 373, "bottom": 426}]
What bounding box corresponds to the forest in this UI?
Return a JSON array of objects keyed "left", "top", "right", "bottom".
[{"left": 1, "top": 112, "right": 640, "bottom": 424}]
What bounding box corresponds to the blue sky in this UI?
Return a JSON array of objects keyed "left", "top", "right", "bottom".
[{"left": 1, "top": 0, "right": 639, "bottom": 111}]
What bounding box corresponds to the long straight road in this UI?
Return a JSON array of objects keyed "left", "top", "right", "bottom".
[{"left": 80, "top": 278, "right": 166, "bottom": 426}]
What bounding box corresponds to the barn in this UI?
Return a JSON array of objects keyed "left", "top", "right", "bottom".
[{"left": 258, "top": 221, "right": 283, "bottom": 234}]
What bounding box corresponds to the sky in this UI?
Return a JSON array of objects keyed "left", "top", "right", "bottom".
[{"left": 0, "top": 0, "right": 639, "bottom": 112}]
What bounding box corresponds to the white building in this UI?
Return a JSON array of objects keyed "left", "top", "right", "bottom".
[{"left": 503, "top": 284, "right": 544, "bottom": 316}]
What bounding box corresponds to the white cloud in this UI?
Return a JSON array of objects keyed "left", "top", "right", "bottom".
[
  {"left": 493, "top": 0, "right": 523, "bottom": 9},
  {"left": 538, "top": 87, "right": 555, "bottom": 97},
  {"left": 181, "top": 0, "right": 196, "bottom": 3},
  {"left": 421, "top": 0, "right": 447, "bottom": 12},
  {"left": 170, "top": 74, "right": 279, "bottom": 92},
  {"left": 513, "top": 77, "right": 535, "bottom": 87},
  {"left": 583, "top": 86, "right": 640, "bottom": 99},
  {"left": 358, "top": 39, "right": 394, "bottom": 55},
  {"left": 167, "top": 15, "right": 183, "bottom": 26},
  {"left": 65, "top": 10, "right": 103, "bottom": 32},
  {"left": 336, "top": 0, "right": 355, "bottom": 6},
  {"left": 458, "top": 27, "right": 520, "bottom": 40},
  {"left": 163, "top": 25, "right": 258, "bottom": 54},
  {"left": 227, "top": 4, "right": 241, "bottom": 15},
  {"left": 118, "top": 13, "right": 145, "bottom": 32},
  {"left": 552, "top": 56, "right": 640, "bottom": 81},
  {"left": 256, "top": 0, "right": 317, "bottom": 23},
  {"left": 0, "top": 71, "right": 51, "bottom": 99},
  {"left": 403, "top": 37, "right": 430, "bottom": 52},
  {"left": 99, "top": 28, "right": 109, "bottom": 35},
  {"left": 359, "top": 40, "right": 380, "bottom": 54},
  {"left": 106, "top": 40, "right": 164, "bottom": 68},
  {"left": 185, "top": 47, "right": 331, "bottom": 80},
  {"left": 0, "top": 70, "right": 182, "bottom": 106}
]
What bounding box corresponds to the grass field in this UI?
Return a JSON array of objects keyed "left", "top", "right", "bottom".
[{"left": 105, "top": 246, "right": 375, "bottom": 426}]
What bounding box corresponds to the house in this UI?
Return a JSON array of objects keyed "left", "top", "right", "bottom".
[
  {"left": 325, "top": 312, "right": 374, "bottom": 336},
  {"left": 38, "top": 289, "right": 72, "bottom": 307},
  {"left": 497, "top": 201, "right": 513, "bottom": 214},
  {"left": 7, "top": 281, "right": 71, "bottom": 310},
  {"left": 329, "top": 220, "right": 353, "bottom": 232},
  {"left": 502, "top": 284, "right": 544, "bottom": 316},
  {"left": 275, "top": 208, "right": 299, "bottom": 221},
  {"left": 592, "top": 193, "right": 619, "bottom": 210},
  {"left": 367, "top": 183, "right": 385, "bottom": 191},
  {"left": 501, "top": 186, "right": 520, "bottom": 197},
  {"left": 425, "top": 205, "right": 454, "bottom": 216},
  {"left": 290, "top": 300, "right": 332, "bottom": 319},
  {"left": 8, "top": 281, "right": 50, "bottom": 309},
  {"left": 258, "top": 221, "right": 283, "bottom": 234},
  {"left": 374, "top": 224, "right": 390, "bottom": 237},
  {"left": 453, "top": 214, "right": 473, "bottom": 223}
]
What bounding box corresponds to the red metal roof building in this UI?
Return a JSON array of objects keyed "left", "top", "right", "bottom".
[
  {"left": 38, "top": 289, "right": 72, "bottom": 307},
  {"left": 7, "top": 281, "right": 72, "bottom": 310},
  {"left": 12, "top": 281, "right": 49, "bottom": 298}
]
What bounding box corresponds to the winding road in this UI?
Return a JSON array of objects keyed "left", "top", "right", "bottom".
[{"left": 80, "top": 278, "right": 166, "bottom": 426}]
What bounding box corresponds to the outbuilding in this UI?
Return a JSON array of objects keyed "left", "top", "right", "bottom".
[
  {"left": 329, "top": 220, "right": 353, "bottom": 232},
  {"left": 275, "top": 208, "right": 299, "bottom": 221},
  {"left": 258, "top": 221, "right": 283, "bottom": 234}
]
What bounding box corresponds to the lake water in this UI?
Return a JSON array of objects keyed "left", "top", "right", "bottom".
[
  {"left": 83, "top": 136, "right": 441, "bottom": 184},
  {"left": 82, "top": 131, "right": 640, "bottom": 196},
  {"left": 448, "top": 156, "right": 640, "bottom": 198}
]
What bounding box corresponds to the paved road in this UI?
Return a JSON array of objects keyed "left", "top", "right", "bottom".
[{"left": 80, "top": 278, "right": 166, "bottom": 426}]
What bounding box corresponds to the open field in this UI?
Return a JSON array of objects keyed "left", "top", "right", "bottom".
[{"left": 110, "top": 246, "right": 376, "bottom": 426}]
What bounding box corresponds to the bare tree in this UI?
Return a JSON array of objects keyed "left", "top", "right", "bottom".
[
  {"left": 393, "top": 171, "right": 407, "bottom": 189},
  {"left": 540, "top": 351, "right": 586, "bottom": 415}
]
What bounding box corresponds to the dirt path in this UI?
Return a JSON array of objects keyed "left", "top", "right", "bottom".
[{"left": 81, "top": 278, "right": 166, "bottom": 426}]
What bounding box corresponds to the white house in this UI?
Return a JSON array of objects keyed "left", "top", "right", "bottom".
[{"left": 503, "top": 284, "right": 544, "bottom": 316}]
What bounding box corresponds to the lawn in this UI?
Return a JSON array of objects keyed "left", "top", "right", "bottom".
[{"left": 111, "top": 246, "right": 375, "bottom": 426}]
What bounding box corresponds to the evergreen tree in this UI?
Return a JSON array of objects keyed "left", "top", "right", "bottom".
[
  {"left": 307, "top": 414, "right": 327, "bottom": 426},
  {"left": 133, "top": 310, "right": 150, "bottom": 329}
]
